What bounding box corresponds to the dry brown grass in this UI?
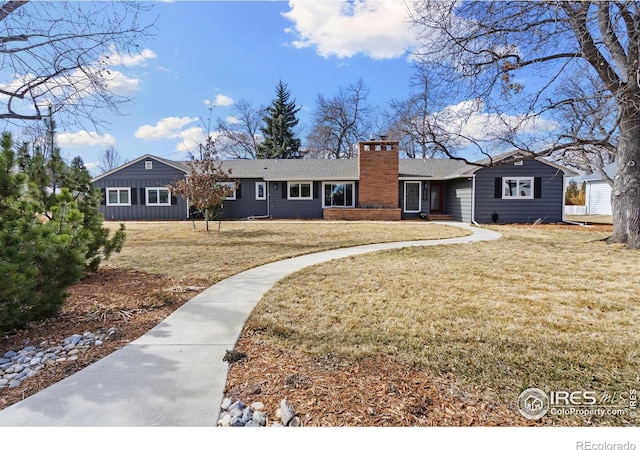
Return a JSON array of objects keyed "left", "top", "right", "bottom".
[
  {"left": 103, "top": 220, "right": 469, "bottom": 283},
  {"left": 245, "top": 224, "right": 640, "bottom": 426},
  {"left": 565, "top": 214, "right": 613, "bottom": 224}
]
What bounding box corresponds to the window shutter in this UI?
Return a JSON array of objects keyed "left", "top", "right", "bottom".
[
  {"left": 282, "top": 182, "right": 287, "bottom": 199},
  {"left": 131, "top": 188, "right": 137, "bottom": 205},
  {"left": 171, "top": 191, "right": 177, "bottom": 205},
  {"left": 236, "top": 182, "right": 242, "bottom": 199},
  {"left": 139, "top": 187, "right": 146, "bottom": 205},
  {"left": 313, "top": 182, "right": 319, "bottom": 199},
  {"left": 534, "top": 177, "right": 542, "bottom": 198},
  {"left": 100, "top": 188, "right": 106, "bottom": 205},
  {"left": 494, "top": 178, "right": 502, "bottom": 198}
]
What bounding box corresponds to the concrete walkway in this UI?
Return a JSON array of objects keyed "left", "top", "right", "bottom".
[{"left": 0, "top": 222, "right": 500, "bottom": 427}]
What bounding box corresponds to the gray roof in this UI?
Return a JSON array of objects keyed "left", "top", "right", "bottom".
[
  {"left": 579, "top": 162, "right": 617, "bottom": 182},
  {"left": 219, "top": 159, "right": 358, "bottom": 181},
  {"left": 215, "top": 158, "right": 475, "bottom": 181},
  {"left": 399, "top": 159, "right": 474, "bottom": 179},
  {"left": 92, "top": 151, "right": 574, "bottom": 182}
]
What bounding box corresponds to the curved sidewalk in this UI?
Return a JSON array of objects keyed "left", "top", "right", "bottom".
[{"left": 0, "top": 222, "right": 501, "bottom": 427}]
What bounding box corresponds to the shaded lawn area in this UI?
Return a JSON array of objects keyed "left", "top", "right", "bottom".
[
  {"left": 245, "top": 224, "right": 640, "bottom": 426},
  {"left": 104, "top": 220, "right": 470, "bottom": 284}
]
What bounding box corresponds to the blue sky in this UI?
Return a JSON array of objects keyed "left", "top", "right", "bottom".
[
  {"left": 50, "top": 0, "right": 422, "bottom": 173},
  {"left": 2, "top": 1, "right": 559, "bottom": 174}
]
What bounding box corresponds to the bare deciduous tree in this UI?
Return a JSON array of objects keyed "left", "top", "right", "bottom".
[
  {"left": 307, "top": 79, "right": 375, "bottom": 159},
  {"left": 169, "top": 137, "right": 233, "bottom": 232},
  {"left": 386, "top": 65, "right": 461, "bottom": 159},
  {"left": 215, "top": 99, "right": 264, "bottom": 159},
  {"left": 410, "top": 1, "right": 640, "bottom": 248},
  {"left": 0, "top": 0, "right": 155, "bottom": 129},
  {"left": 546, "top": 70, "right": 617, "bottom": 183},
  {"left": 97, "top": 146, "right": 124, "bottom": 174}
]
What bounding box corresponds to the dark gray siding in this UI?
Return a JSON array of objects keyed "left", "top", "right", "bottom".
[
  {"left": 445, "top": 178, "right": 473, "bottom": 222},
  {"left": 93, "top": 158, "right": 188, "bottom": 221},
  {"left": 220, "top": 179, "right": 269, "bottom": 219},
  {"left": 268, "top": 181, "right": 323, "bottom": 219},
  {"left": 474, "top": 159, "right": 565, "bottom": 223}
]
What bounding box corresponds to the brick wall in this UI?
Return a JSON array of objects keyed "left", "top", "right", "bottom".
[
  {"left": 358, "top": 141, "right": 399, "bottom": 208},
  {"left": 323, "top": 207, "right": 402, "bottom": 221}
]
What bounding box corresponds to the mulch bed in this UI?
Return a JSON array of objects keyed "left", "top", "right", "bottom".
[{"left": 224, "top": 334, "right": 541, "bottom": 427}]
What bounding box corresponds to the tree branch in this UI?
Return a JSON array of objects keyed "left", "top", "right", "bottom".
[{"left": 0, "top": 0, "right": 27, "bottom": 23}]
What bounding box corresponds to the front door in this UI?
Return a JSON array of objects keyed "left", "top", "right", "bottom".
[
  {"left": 404, "top": 181, "right": 421, "bottom": 213},
  {"left": 430, "top": 181, "right": 444, "bottom": 213}
]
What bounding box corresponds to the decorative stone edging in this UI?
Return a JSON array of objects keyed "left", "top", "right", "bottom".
[
  {"left": 0, "top": 329, "right": 118, "bottom": 390},
  {"left": 218, "top": 398, "right": 301, "bottom": 427}
]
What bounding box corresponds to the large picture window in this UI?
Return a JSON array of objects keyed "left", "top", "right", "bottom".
[
  {"left": 106, "top": 188, "right": 130, "bottom": 206},
  {"left": 323, "top": 182, "right": 354, "bottom": 208},
  {"left": 503, "top": 177, "right": 534, "bottom": 199},
  {"left": 146, "top": 187, "right": 170, "bottom": 206},
  {"left": 288, "top": 182, "right": 312, "bottom": 200}
]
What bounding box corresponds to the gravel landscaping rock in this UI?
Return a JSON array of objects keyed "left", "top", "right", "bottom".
[
  {"left": 218, "top": 397, "right": 301, "bottom": 427},
  {"left": 0, "top": 329, "right": 118, "bottom": 391}
]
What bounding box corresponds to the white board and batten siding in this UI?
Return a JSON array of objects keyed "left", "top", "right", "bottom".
[{"left": 585, "top": 181, "right": 612, "bottom": 215}]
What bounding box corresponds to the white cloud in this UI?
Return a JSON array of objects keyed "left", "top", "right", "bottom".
[
  {"left": 85, "top": 161, "right": 100, "bottom": 173},
  {"left": 104, "top": 46, "right": 157, "bottom": 67},
  {"left": 134, "top": 117, "right": 221, "bottom": 153},
  {"left": 432, "top": 99, "right": 557, "bottom": 148},
  {"left": 176, "top": 127, "right": 220, "bottom": 153},
  {"left": 0, "top": 65, "right": 142, "bottom": 110},
  {"left": 135, "top": 116, "right": 199, "bottom": 140},
  {"left": 283, "top": 0, "right": 417, "bottom": 59},
  {"left": 57, "top": 130, "right": 116, "bottom": 147},
  {"left": 176, "top": 126, "right": 206, "bottom": 153},
  {"left": 225, "top": 115, "right": 241, "bottom": 125},
  {"left": 101, "top": 69, "right": 141, "bottom": 97},
  {"left": 204, "top": 94, "right": 235, "bottom": 107}
]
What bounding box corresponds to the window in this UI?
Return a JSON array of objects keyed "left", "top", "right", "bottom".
[
  {"left": 256, "top": 181, "right": 266, "bottom": 200},
  {"left": 145, "top": 161, "right": 153, "bottom": 170},
  {"left": 146, "top": 187, "right": 170, "bottom": 206},
  {"left": 288, "top": 182, "right": 312, "bottom": 200},
  {"left": 106, "top": 188, "right": 130, "bottom": 206},
  {"left": 223, "top": 182, "right": 236, "bottom": 200},
  {"left": 323, "top": 182, "right": 354, "bottom": 208},
  {"left": 503, "top": 177, "right": 533, "bottom": 199}
]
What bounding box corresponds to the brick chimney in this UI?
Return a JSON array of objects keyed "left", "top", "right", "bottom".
[{"left": 357, "top": 139, "right": 399, "bottom": 208}]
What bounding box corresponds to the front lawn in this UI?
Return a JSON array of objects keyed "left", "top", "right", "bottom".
[
  {"left": 243, "top": 224, "right": 640, "bottom": 426},
  {"left": 104, "top": 220, "right": 470, "bottom": 283}
]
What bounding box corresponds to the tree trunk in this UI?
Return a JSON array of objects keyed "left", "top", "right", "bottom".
[{"left": 609, "top": 102, "right": 640, "bottom": 249}]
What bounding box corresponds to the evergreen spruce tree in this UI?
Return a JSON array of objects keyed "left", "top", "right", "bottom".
[{"left": 257, "top": 80, "right": 303, "bottom": 159}]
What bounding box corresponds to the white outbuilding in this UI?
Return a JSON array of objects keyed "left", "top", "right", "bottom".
[{"left": 582, "top": 163, "right": 616, "bottom": 215}]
